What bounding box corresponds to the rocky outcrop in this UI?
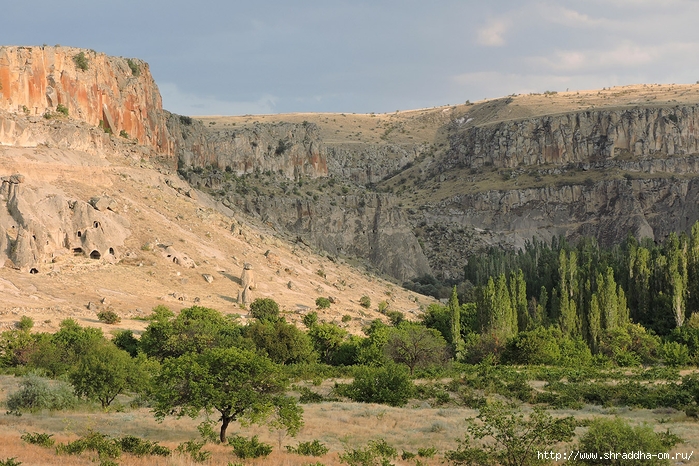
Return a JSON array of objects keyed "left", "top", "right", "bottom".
[
  {"left": 326, "top": 143, "right": 427, "bottom": 184},
  {"left": 229, "top": 192, "right": 431, "bottom": 281},
  {"left": 169, "top": 117, "right": 328, "bottom": 179},
  {"left": 0, "top": 46, "right": 173, "bottom": 156},
  {"left": 0, "top": 174, "right": 130, "bottom": 272},
  {"left": 446, "top": 106, "right": 699, "bottom": 170}
]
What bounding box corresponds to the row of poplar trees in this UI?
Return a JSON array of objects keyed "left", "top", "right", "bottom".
[{"left": 461, "top": 222, "right": 699, "bottom": 351}]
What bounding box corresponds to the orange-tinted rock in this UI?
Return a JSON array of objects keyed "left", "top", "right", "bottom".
[{"left": 0, "top": 45, "right": 173, "bottom": 156}]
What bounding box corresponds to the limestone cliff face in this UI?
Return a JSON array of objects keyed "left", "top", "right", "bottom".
[
  {"left": 446, "top": 106, "right": 699, "bottom": 170},
  {"left": 168, "top": 117, "right": 328, "bottom": 179},
  {"left": 225, "top": 192, "right": 431, "bottom": 281},
  {"left": 0, "top": 46, "right": 173, "bottom": 155}
]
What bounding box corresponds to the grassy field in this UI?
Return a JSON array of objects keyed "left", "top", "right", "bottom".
[{"left": 1, "top": 374, "right": 697, "bottom": 465}]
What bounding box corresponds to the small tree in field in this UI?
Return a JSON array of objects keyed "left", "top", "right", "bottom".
[
  {"left": 153, "top": 347, "right": 300, "bottom": 443},
  {"left": 384, "top": 323, "right": 448, "bottom": 374}
]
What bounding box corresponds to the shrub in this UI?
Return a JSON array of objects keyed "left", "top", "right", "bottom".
[
  {"left": 249, "top": 298, "right": 280, "bottom": 321},
  {"left": 56, "top": 104, "right": 69, "bottom": 116},
  {"left": 303, "top": 312, "right": 318, "bottom": 328},
  {"left": 176, "top": 440, "right": 210, "bottom": 463},
  {"left": 386, "top": 310, "right": 404, "bottom": 326},
  {"left": 286, "top": 439, "right": 329, "bottom": 456},
  {"left": 447, "top": 402, "right": 576, "bottom": 466},
  {"left": 16, "top": 316, "right": 34, "bottom": 331},
  {"left": 56, "top": 431, "right": 121, "bottom": 460},
  {"left": 335, "top": 363, "right": 414, "bottom": 406},
  {"left": 359, "top": 296, "right": 371, "bottom": 309},
  {"left": 417, "top": 446, "right": 437, "bottom": 458},
  {"left": 339, "top": 438, "right": 396, "bottom": 466},
  {"left": 316, "top": 297, "right": 331, "bottom": 309},
  {"left": 228, "top": 435, "right": 273, "bottom": 459},
  {"left": 73, "top": 52, "right": 89, "bottom": 71},
  {"left": 0, "top": 459, "right": 21, "bottom": 466},
  {"left": 6, "top": 373, "right": 78, "bottom": 415},
  {"left": 126, "top": 58, "right": 140, "bottom": 76},
  {"left": 297, "top": 386, "right": 324, "bottom": 403},
  {"left": 378, "top": 301, "right": 389, "bottom": 313},
  {"left": 21, "top": 432, "right": 54, "bottom": 447},
  {"left": 118, "top": 435, "right": 170, "bottom": 456},
  {"left": 119, "top": 129, "right": 129, "bottom": 138},
  {"left": 661, "top": 341, "right": 691, "bottom": 367},
  {"left": 574, "top": 417, "right": 682, "bottom": 465},
  {"left": 179, "top": 115, "right": 193, "bottom": 126},
  {"left": 97, "top": 309, "right": 120, "bottom": 324},
  {"left": 112, "top": 330, "right": 139, "bottom": 357},
  {"left": 342, "top": 314, "right": 352, "bottom": 323}
]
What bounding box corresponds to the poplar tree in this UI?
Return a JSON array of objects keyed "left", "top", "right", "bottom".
[{"left": 448, "top": 286, "right": 464, "bottom": 359}]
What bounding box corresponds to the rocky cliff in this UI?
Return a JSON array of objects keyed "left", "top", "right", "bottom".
[
  {"left": 168, "top": 117, "right": 328, "bottom": 179},
  {"left": 0, "top": 46, "right": 172, "bottom": 155},
  {"left": 445, "top": 105, "right": 699, "bottom": 170},
  {"left": 233, "top": 192, "right": 431, "bottom": 281}
]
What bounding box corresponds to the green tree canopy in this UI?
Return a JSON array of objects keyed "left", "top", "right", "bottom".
[
  {"left": 153, "top": 346, "right": 299, "bottom": 443},
  {"left": 384, "top": 322, "right": 448, "bottom": 374}
]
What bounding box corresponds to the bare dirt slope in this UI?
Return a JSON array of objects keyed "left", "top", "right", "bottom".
[{"left": 0, "top": 122, "right": 428, "bottom": 336}]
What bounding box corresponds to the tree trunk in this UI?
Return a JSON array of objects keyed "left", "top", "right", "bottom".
[{"left": 220, "top": 416, "right": 231, "bottom": 443}]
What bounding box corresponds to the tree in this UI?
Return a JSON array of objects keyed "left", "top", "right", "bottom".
[
  {"left": 140, "top": 306, "right": 247, "bottom": 359},
  {"left": 307, "top": 322, "right": 347, "bottom": 364},
  {"left": 446, "top": 402, "right": 576, "bottom": 466},
  {"left": 246, "top": 319, "right": 315, "bottom": 365},
  {"left": 69, "top": 342, "right": 147, "bottom": 408},
  {"left": 153, "top": 347, "right": 298, "bottom": 443},
  {"left": 448, "top": 286, "right": 465, "bottom": 359},
  {"left": 384, "top": 323, "right": 448, "bottom": 374}
]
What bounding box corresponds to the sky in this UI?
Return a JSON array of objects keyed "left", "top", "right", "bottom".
[{"left": 3, "top": 0, "right": 699, "bottom": 115}]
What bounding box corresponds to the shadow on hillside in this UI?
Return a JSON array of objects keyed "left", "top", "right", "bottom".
[
  {"left": 219, "top": 294, "right": 237, "bottom": 304},
  {"left": 220, "top": 271, "right": 242, "bottom": 285}
]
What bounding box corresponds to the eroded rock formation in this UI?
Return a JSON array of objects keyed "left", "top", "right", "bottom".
[{"left": 0, "top": 174, "right": 130, "bottom": 272}]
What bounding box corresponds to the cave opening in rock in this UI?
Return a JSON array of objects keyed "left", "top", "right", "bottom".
[
  {"left": 108, "top": 247, "right": 115, "bottom": 255},
  {"left": 93, "top": 221, "right": 100, "bottom": 228},
  {"left": 77, "top": 231, "right": 82, "bottom": 237},
  {"left": 29, "top": 268, "right": 39, "bottom": 274},
  {"left": 90, "top": 250, "right": 101, "bottom": 259},
  {"left": 73, "top": 247, "right": 83, "bottom": 255}
]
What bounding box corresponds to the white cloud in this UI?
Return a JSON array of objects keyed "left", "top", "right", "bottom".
[
  {"left": 159, "top": 83, "right": 278, "bottom": 116},
  {"left": 477, "top": 19, "right": 510, "bottom": 47},
  {"left": 529, "top": 41, "right": 699, "bottom": 73}
]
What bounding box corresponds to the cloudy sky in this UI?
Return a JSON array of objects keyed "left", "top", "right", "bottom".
[{"left": 3, "top": 1, "right": 699, "bottom": 115}]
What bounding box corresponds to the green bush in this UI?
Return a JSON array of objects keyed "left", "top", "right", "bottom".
[
  {"left": 118, "top": 435, "right": 170, "bottom": 457},
  {"left": 21, "top": 432, "right": 54, "bottom": 447},
  {"left": 56, "top": 104, "right": 69, "bottom": 116},
  {"left": 176, "top": 440, "right": 210, "bottom": 463},
  {"left": 97, "top": 309, "right": 120, "bottom": 324},
  {"left": 297, "top": 386, "right": 324, "bottom": 403},
  {"left": 661, "top": 341, "right": 691, "bottom": 367},
  {"left": 286, "top": 439, "right": 329, "bottom": 456},
  {"left": 335, "top": 363, "right": 414, "bottom": 407},
  {"left": 339, "top": 439, "right": 396, "bottom": 466},
  {"left": 417, "top": 446, "right": 437, "bottom": 458},
  {"left": 447, "top": 402, "right": 576, "bottom": 466},
  {"left": 126, "top": 58, "right": 140, "bottom": 76},
  {"left": 73, "top": 52, "right": 89, "bottom": 71},
  {"left": 112, "top": 330, "right": 139, "bottom": 357},
  {"left": 6, "top": 373, "right": 78, "bottom": 415},
  {"left": 341, "top": 314, "right": 352, "bottom": 323},
  {"left": 228, "top": 435, "right": 273, "bottom": 459},
  {"left": 56, "top": 431, "right": 121, "bottom": 460},
  {"left": 359, "top": 296, "right": 371, "bottom": 309},
  {"left": 119, "top": 129, "right": 129, "bottom": 138},
  {"left": 249, "top": 298, "right": 280, "bottom": 321},
  {"left": 16, "top": 316, "right": 34, "bottom": 331},
  {"left": 303, "top": 312, "right": 318, "bottom": 328},
  {"left": 0, "top": 458, "right": 21, "bottom": 466},
  {"left": 574, "top": 417, "right": 682, "bottom": 465},
  {"left": 316, "top": 297, "right": 331, "bottom": 309}
]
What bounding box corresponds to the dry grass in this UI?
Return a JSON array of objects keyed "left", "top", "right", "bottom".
[{"left": 2, "top": 370, "right": 698, "bottom": 466}]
